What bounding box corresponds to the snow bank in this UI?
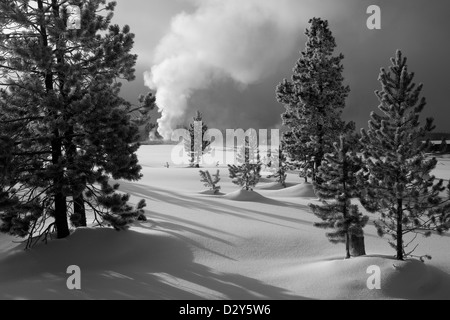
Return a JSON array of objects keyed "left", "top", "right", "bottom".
[
  {"left": 261, "top": 183, "right": 316, "bottom": 198},
  {"left": 272, "top": 256, "right": 450, "bottom": 300},
  {"left": 199, "top": 189, "right": 223, "bottom": 195},
  {"left": 224, "top": 189, "right": 272, "bottom": 202},
  {"left": 256, "top": 182, "right": 295, "bottom": 190}
]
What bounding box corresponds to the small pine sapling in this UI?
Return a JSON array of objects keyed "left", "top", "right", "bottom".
[
  {"left": 273, "top": 148, "right": 288, "bottom": 188},
  {"left": 228, "top": 136, "right": 262, "bottom": 191},
  {"left": 184, "top": 111, "right": 211, "bottom": 167},
  {"left": 199, "top": 170, "right": 221, "bottom": 194}
]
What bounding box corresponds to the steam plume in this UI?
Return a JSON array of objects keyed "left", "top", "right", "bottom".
[{"left": 145, "top": 0, "right": 330, "bottom": 139}]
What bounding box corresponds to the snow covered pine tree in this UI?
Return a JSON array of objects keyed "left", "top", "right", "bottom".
[
  {"left": 199, "top": 170, "right": 221, "bottom": 194},
  {"left": 184, "top": 111, "right": 211, "bottom": 168},
  {"left": 273, "top": 148, "right": 288, "bottom": 188},
  {"left": 310, "top": 135, "right": 369, "bottom": 258},
  {"left": 360, "top": 50, "right": 450, "bottom": 261},
  {"left": 228, "top": 135, "right": 262, "bottom": 191},
  {"left": 276, "top": 18, "right": 353, "bottom": 183},
  {"left": 0, "top": 0, "right": 151, "bottom": 246}
]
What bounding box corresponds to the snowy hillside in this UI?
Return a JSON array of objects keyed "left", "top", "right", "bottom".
[{"left": 1, "top": 145, "right": 449, "bottom": 300}]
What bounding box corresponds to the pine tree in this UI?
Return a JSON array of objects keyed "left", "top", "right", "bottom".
[
  {"left": 360, "top": 50, "right": 450, "bottom": 261},
  {"left": 184, "top": 111, "right": 211, "bottom": 167},
  {"left": 0, "top": 0, "right": 152, "bottom": 245},
  {"left": 273, "top": 148, "right": 288, "bottom": 188},
  {"left": 129, "top": 93, "right": 157, "bottom": 142},
  {"left": 310, "top": 134, "right": 369, "bottom": 259},
  {"left": 228, "top": 136, "right": 261, "bottom": 191},
  {"left": 440, "top": 137, "right": 448, "bottom": 154},
  {"left": 276, "top": 18, "right": 353, "bottom": 182},
  {"left": 199, "top": 170, "right": 221, "bottom": 194},
  {"left": 282, "top": 119, "right": 315, "bottom": 183}
]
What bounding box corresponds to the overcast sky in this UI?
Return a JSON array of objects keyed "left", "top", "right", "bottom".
[{"left": 112, "top": 0, "right": 450, "bottom": 137}]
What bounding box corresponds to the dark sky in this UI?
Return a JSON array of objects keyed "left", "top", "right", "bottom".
[{"left": 112, "top": 0, "right": 450, "bottom": 135}]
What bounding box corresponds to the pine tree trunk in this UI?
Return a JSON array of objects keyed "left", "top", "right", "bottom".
[
  {"left": 314, "top": 157, "right": 321, "bottom": 183},
  {"left": 38, "top": 0, "right": 69, "bottom": 239},
  {"left": 396, "top": 199, "right": 404, "bottom": 260},
  {"left": 350, "top": 235, "right": 366, "bottom": 257},
  {"left": 345, "top": 233, "right": 351, "bottom": 259},
  {"left": 73, "top": 194, "right": 87, "bottom": 227},
  {"left": 315, "top": 121, "right": 325, "bottom": 184},
  {"left": 54, "top": 191, "right": 69, "bottom": 239},
  {"left": 190, "top": 152, "right": 195, "bottom": 167},
  {"left": 312, "top": 164, "right": 316, "bottom": 183},
  {"left": 303, "top": 156, "right": 309, "bottom": 183},
  {"left": 64, "top": 127, "right": 87, "bottom": 228},
  {"left": 342, "top": 154, "right": 352, "bottom": 259},
  {"left": 52, "top": 134, "right": 70, "bottom": 239}
]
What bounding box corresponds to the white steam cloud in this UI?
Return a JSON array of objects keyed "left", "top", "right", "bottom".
[{"left": 145, "top": 0, "right": 328, "bottom": 139}]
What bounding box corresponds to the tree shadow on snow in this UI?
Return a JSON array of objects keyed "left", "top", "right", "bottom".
[
  {"left": 118, "top": 182, "right": 314, "bottom": 229},
  {"left": 0, "top": 229, "right": 310, "bottom": 300}
]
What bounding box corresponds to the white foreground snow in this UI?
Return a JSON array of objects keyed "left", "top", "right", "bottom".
[{"left": 0, "top": 145, "right": 449, "bottom": 300}]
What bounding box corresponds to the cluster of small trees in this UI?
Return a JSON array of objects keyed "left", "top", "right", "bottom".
[
  {"left": 194, "top": 131, "right": 264, "bottom": 192},
  {"left": 0, "top": 0, "right": 153, "bottom": 247},
  {"left": 277, "top": 18, "right": 450, "bottom": 260}
]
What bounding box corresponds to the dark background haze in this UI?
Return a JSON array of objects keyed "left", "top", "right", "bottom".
[{"left": 112, "top": 0, "right": 450, "bottom": 135}]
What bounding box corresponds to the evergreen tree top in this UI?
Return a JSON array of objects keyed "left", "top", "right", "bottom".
[
  {"left": 193, "top": 110, "right": 203, "bottom": 122},
  {"left": 362, "top": 49, "right": 434, "bottom": 157},
  {"left": 276, "top": 17, "right": 352, "bottom": 183},
  {"left": 304, "top": 18, "right": 337, "bottom": 55}
]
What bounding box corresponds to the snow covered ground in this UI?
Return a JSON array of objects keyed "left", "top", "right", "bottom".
[{"left": 0, "top": 145, "right": 449, "bottom": 300}]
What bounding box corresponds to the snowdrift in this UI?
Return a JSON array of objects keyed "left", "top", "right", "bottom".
[
  {"left": 256, "top": 182, "right": 295, "bottom": 190},
  {"left": 199, "top": 189, "right": 223, "bottom": 196},
  {"left": 276, "top": 256, "right": 450, "bottom": 300},
  {"left": 224, "top": 189, "right": 272, "bottom": 202},
  {"left": 261, "top": 183, "right": 317, "bottom": 198}
]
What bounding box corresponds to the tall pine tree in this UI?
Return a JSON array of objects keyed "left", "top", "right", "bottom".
[
  {"left": 360, "top": 50, "right": 450, "bottom": 260},
  {"left": 310, "top": 134, "right": 368, "bottom": 259},
  {"left": 0, "top": 0, "right": 151, "bottom": 244},
  {"left": 276, "top": 18, "right": 352, "bottom": 182}
]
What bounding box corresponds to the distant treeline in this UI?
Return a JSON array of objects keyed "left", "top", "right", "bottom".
[
  {"left": 422, "top": 132, "right": 450, "bottom": 154},
  {"left": 424, "top": 132, "right": 450, "bottom": 141}
]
